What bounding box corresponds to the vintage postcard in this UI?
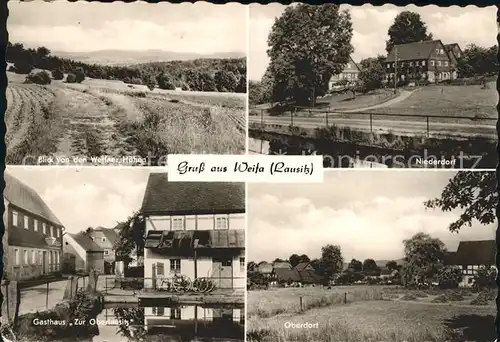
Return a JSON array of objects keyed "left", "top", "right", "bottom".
[
  {"left": 1, "top": 167, "right": 245, "bottom": 341},
  {"left": 248, "top": 4, "right": 497, "bottom": 169},
  {"left": 246, "top": 171, "right": 496, "bottom": 341},
  {"left": 6, "top": 1, "right": 247, "bottom": 166}
]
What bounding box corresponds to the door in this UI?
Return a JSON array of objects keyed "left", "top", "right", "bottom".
[
  {"left": 212, "top": 258, "right": 233, "bottom": 289},
  {"left": 43, "top": 251, "right": 47, "bottom": 274}
]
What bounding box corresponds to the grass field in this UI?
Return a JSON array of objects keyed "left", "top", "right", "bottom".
[
  {"left": 5, "top": 72, "right": 245, "bottom": 164},
  {"left": 247, "top": 286, "right": 496, "bottom": 342}
]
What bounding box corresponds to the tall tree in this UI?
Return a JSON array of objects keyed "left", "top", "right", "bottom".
[
  {"left": 319, "top": 244, "right": 344, "bottom": 278},
  {"left": 385, "top": 11, "right": 433, "bottom": 53},
  {"left": 299, "top": 254, "right": 311, "bottom": 263},
  {"left": 267, "top": 4, "right": 353, "bottom": 106},
  {"left": 347, "top": 258, "right": 363, "bottom": 272},
  {"left": 362, "top": 259, "right": 381, "bottom": 276},
  {"left": 424, "top": 171, "right": 496, "bottom": 233},
  {"left": 289, "top": 254, "right": 301, "bottom": 267},
  {"left": 358, "top": 56, "right": 386, "bottom": 93},
  {"left": 386, "top": 260, "right": 399, "bottom": 271},
  {"left": 402, "top": 232, "right": 446, "bottom": 286}
]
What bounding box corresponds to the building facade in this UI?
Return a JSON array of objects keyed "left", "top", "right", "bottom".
[
  {"left": 141, "top": 175, "right": 246, "bottom": 291},
  {"left": 445, "top": 240, "right": 496, "bottom": 287},
  {"left": 328, "top": 57, "right": 361, "bottom": 89},
  {"left": 63, "top": 233, "right": 105, "bottom": 274},
  {"left": 86, "top": 226, "right": 119, "bottom": 264},
  {"left": 4, "top": 173, "right": 63, "bottom": 281},
  {"left": 385, "top": 40, "right": 460, "bottom": 83}
]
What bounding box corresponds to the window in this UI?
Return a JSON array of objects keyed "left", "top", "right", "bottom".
[
  {"left": 152, "top": 307, "right": 165, "bottom": 316},
  {"left": 240, "top": 257, "right": 245, "bottom": 272},
  {"left": 415, "top": 61, "right": 419, "bottom": 66},
  {"left": 12, "top": 211, "right": 18, "bottom": 227},
  {"left": 172, "top": 217, "right": 184, "bottom": 230},
  {"left": 42, "top": 223, "right": 47, "bottom": 235},
  {"left": 409, "top": 61, "right": 413, "bottom": 66},
  {"left": 31, "top": 251, "right": 36, "bottom": 264},
  {"left": 23, "top": 250, "right": 28, "bottom": 264},
  {"left": 156, "top": 262, "right": 165, "bottom": 276},
  {"left": 24, "top": 216, "right": 29, "bottom": 229},
  {"left": 430, "top": 60, "right": 435, "bottom": 66},
  {"left": 437, "top": 61, "right": 441, "bottom": 67},
  {"left": 440, "top": 49, "right": 444, "bottom": 55},
  {"left": 56, "top": 228, "right": 59, "bottom": 238},
  {"left": 422, "top": 60, "right": 426, "bottom": 66},
  {"left": 14, "top": 249, "right": 19, "bottom": 265},
  {"left": 34, "top": 220, "right": 38, "bottom": 232},
  {"left": 468, "top": 278, "right": 474, "bottom": 284},
  {"left": 170, "top": 308, "right": 181, "bottom": 319},
  {"left": 170, "top": 259, "right": 181, "bottom": 274},
  {"left": 392, "top": 63, "right": 395, "bottom": 68},
  {"left": 38, "top": 251, "right": 42, "bottom": 264},
  {"left": 386, "top": 64, "right": 390, "bottom": 69},
  {"left": 457, "top": 52, "right": 461, "bottom": 57},
  {"left": 49, "top": 226, "right": 53, "bottom": 237},
  {"left": 435, "top": 48, "right": 439, "bottom": 54},
  {"left": 216, "top": 217, "right": 228, "bottom": 230},
  {"left": 444, "top": 61, "right": 448, "bottom": 67},
  {"left": 104, "top": 249, "right": 110, "bottom": 256}
]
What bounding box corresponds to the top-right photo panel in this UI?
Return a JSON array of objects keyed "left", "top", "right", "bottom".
[{"left": 248, "top": 4, "right": 497, "bottom": 169}]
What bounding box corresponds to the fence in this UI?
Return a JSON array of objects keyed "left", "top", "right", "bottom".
[
  {"left": 104, "top": 276, "right": 246, "bottom": 296},
  {"left": 249, "top": 107, "right": 497, "bottom": 139}
]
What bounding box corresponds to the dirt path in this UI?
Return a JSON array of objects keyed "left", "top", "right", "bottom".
[{"left": 343, "top": 89, "right": 417, "bottom": 113}]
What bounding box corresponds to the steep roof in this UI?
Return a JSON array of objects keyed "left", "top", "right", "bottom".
[
  {"left": 295, "top": 262, "right": 312, "bottom": 271},
  {"left": 93, "top": 226, "right": 120, "bottom": 246},
  {"left": 69, "top": 233, "right": 103, "bottom": 252},
  {"left": 4, "top": 172, "right": 63, "bottom": 226},
  {"left": 140, "top": 173, "right": 245, "bottom": 215},
  {"left": 275, "top": 268, "right": 301, "bottom": 282},
  {"left": 385, "top": 40, "right": 442, "bottom": 62},
  {"left": 452, "top": 240, "right": 495, "bottom": 266}
]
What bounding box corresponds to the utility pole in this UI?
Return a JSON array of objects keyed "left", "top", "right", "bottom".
[{"left": 394, "top": 46, "right": 398, "bottom": 94}]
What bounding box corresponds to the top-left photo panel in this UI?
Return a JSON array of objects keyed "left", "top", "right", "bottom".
[{"left": 6, "top": 1, "right": 248, "bottom": 166}]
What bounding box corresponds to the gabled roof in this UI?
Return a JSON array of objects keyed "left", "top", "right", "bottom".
[
  {"left": 140, "top": 173, "right": 245, "bottom": 215},
  {"left": 385, "top": 40, "right": 442, "bottom": 62},
  {"left": 295, "top": 262, "right": 312, "bottom": 271},
  {"left": 451, "top": 240, "right": 495, "bottom": 266},
  {"left": 275, "top": 268, "right": 301, "bottom": 282},
  {"left": 144, "top": 229, "right": 245, "bottom": 249},
  {"left": 92, "top": 226, "right": 120, "bottom": 246},
  {"left": 69, "top": 233, "right": 103, "bottom": 252},
  {"left": 4, "top": 172, "right": 63, "bottom": 226}
]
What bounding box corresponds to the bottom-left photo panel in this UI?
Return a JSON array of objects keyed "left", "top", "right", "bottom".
[{"left": 1, "top": 167, "right": 246, "bottom": 342}]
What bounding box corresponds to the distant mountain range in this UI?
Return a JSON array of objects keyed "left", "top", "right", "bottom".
[{"left": 51, "top": 49, "right": 246, "bottom": 66}]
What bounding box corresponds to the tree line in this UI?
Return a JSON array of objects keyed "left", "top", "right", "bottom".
[
  {"left": 250, "top": 5, "right": 498, "bottom": 107},
  {"left": 7, "top": 42, "right": 246, "bottom": 93}
]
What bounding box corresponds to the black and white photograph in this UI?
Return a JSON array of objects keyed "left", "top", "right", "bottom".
[
  {"left": 248, "top": 4, "right": 497, "bottom": 168},
  {"left": 1, "top": 167, "right": 245, "bottom": 342},
  {"left": 246, "top": 171, "right": 496, "bottom": 341},
  {"left": 6, "top": 1, "right": 247, "bottom": 166}
]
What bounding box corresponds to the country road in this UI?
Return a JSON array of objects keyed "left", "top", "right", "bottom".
[{"left": 248, "top": 115, "right": 496, "bottom": 139}]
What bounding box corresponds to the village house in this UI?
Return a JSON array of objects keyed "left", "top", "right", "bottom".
[
  {"left": 385, "top": 40, "right": 461, "bottom": 83},
  {"left": 86, "top": 226, "right": 120, "bottom": 273},
  {"left": 3, "top": 172, "right": 63, "bottom": 281},
  {"left": 328, "top": 56, "right": 361, "bottom": 89},
  {"left": 62, "top": 233, "right": 105, "bottom": 274},
  {"left": 141, "top": 174, "right": 245, "bottom": 291},
  {"left": 445, "top": 240, "right": 496, "bottom": 287}
]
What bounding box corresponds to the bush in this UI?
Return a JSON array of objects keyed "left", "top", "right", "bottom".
[
  {"left": 156, "top": 72, "right": 176, "bottom": 90},
  {"left": 51, "top": 69, "right": 64, "bottom": 80},
  {"left": 13, "top": 61, "right": 33, "bottom": 74},
  {"left": 72, "top": 67, "right": 86, "bottom": 83},
  {"left": 65, "top": 73, "right": 77, "bottom": 83},
  {"left": 473, "top": 266, "right": 496, "bottom": 289},
  {"left": 25, "top": 71, "right": 51, "bottom": 85}
]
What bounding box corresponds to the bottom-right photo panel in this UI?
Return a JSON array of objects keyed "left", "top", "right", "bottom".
[{"left": 246, "top": 171, "right": 496, "bottom": 342}]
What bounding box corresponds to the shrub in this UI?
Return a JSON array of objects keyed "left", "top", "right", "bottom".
[
  {"left": 25, "top": 71, "right": 51, "bottom": 85},
  {"left": 72, "top": 67, "right": 86, "bottom": 83},
  {"left": 473, "top": 266, "right": 496, "bottom": 289},
  {"left": 65, "top": 73, "right": 77, "bottom": 83},
  {"left": 51, "top": 68, "right": 64, "bottom": 80},
  {"left": 156, "top": 72, "right": 176, "bottom": 90}
]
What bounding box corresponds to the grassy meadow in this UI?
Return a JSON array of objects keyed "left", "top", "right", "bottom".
[
  {"left": 5, "top": 71, "right": 245, "bottom": 164},
  {"left": 247, "top": 286, "right": 496, "bottom": 342}
]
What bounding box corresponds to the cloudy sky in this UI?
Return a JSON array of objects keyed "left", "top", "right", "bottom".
[
  {"left": 8, "top": 1, "right": 246, "bottom": 54},
  {"left": 249, "top": 4, "right": 497, "bottom": 80},
  {"left": 248, "top": 171, "right": 496, "bottom": 263},
  {"left": 6, "top": 167, "right": 163, "bottom": 234}
]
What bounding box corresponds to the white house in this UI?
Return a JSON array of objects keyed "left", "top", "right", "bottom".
[
  {"left": 62, "top": 233, "right": 105, "bottom": 274},
  {"left": 140, "top": 174, "right": 246, "bottom": 291}
]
